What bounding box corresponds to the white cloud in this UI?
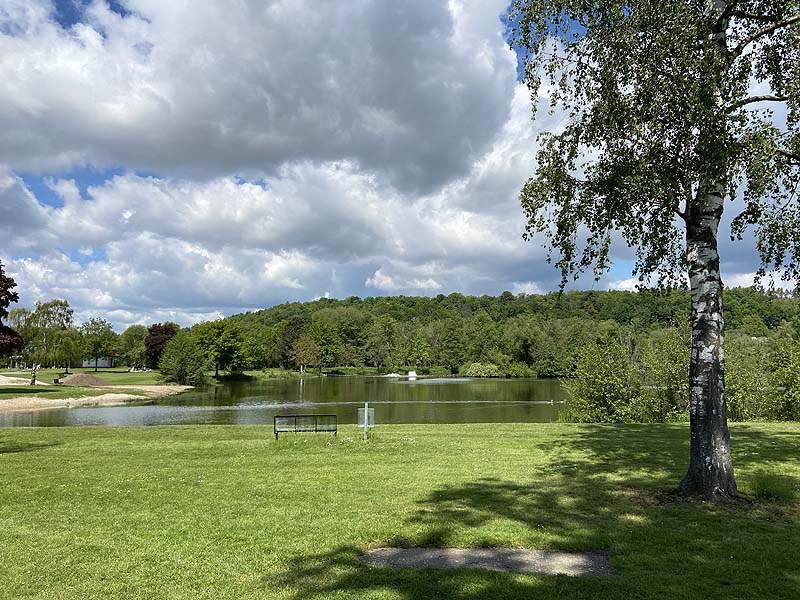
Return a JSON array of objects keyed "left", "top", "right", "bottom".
[
  {"left": 0, "top": 1, "right": 775, "bottom": 330},
  {"left": 511, "top": 281, "right": 542, "bottom": 295},
  {"left": 0, "top": 0, "right": 516, "bottom": 193}
]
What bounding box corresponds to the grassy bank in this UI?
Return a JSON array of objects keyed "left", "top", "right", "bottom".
[
  {"left": 0, "top": 385, "right": 149, "bottom": 401},
  {"left": 1, "top": 367, "right": 165, "bottom": 386},
  {"left": 1, "top": 423, "right": 798, "bottom": 599}
]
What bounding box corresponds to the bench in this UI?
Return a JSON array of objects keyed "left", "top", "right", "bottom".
[{"left": 273, "top": 414, "right": 337, "bottom": 440}]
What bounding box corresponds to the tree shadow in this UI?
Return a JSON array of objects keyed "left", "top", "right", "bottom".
[
  {"left": 265, "top": 424, "right": 800, "bottom": 599},
  {"left": 0, "top": 385, "right": 55, "bottom": 395},
  {"left": 0, "top": 437, "right": 61, "bottom": 454},
  {"left": 264, "top": 544, "right": 609, "bottom": 600}
]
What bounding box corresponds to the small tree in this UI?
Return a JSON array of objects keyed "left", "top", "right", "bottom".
[
  {"left": 562, "top": 337, "right": 641, "bottom": 423},
  {"left": 309, "top": 320, "right": 343, "bottom": 368},
  {"left": 145, "top": 322, "right": 179, "bottom": 369},
  {"left": 290, "top": 334, "right": 322, "bottom": 373},
  {"left": 30, "top": 299, "right": 74, "bottom": 366},
  {"left": 119, "top": 325, "right": 148, "bottom": 368},
  {"left": 159, "top": 331, "right": 208, "bottom": 386},
  {"left": 79, "top": 318, "right": 118, "bottom": 371},
  {"left": 407, "top": 331, "right": 432, "bottom": 367},
  {"left": 194, "top": 320, "right": 245, "bottom": 377},
  {"left": 52, "top": 327, "right": 82, "bottom": 374}
]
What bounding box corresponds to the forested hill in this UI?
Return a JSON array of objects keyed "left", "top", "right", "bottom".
[
  {"left": 218, "top": 287, "right": 799, "bottom": 379},
  {"left": 228, "top": 288, "right": 797, "bottom": 332}
]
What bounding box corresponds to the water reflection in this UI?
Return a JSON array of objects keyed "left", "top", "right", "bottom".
[{"left": 0, "top": 377, "right": 565, "bottom": 427}]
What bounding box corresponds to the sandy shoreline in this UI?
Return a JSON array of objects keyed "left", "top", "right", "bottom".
[{"left": 0, "top": 385, "right": 193, "bottom": 412}]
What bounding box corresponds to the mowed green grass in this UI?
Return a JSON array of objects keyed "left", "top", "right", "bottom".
[
  {"left": 0, "top": 423, "right": 798, "bottom": 599},
  {"left": 1, "top": 368, "right": 165, "bottom": 386}
]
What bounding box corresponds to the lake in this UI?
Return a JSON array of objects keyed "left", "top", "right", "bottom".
[{"left": 0, "top": 376, "right": 566, "bottom": 427}]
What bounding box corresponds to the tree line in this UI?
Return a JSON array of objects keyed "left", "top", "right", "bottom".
[
  {"left": 3, "top": 259, "right": 800, "bottom": 418},
  {"left": 4, "top": 286, "right": 800, "bottom": 380}
]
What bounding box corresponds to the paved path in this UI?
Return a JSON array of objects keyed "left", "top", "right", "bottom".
[{"left": 361, "top": 547, "right": 613, "bottom": 577}]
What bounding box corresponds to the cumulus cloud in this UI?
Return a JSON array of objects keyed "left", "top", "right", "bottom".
[
  {"left": 0, "top": 0, "right": 516, "bottom": 193},
  {"left": 0, "top": 0, "right": 775, "bottom": 331}
]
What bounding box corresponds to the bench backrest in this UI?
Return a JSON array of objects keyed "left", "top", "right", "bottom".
[{"left": 274, "top": 414, "right": 337, "bottom": 435}]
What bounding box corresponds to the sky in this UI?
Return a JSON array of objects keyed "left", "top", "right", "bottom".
[{"left": 0, "top": 0, "right": 766, "bottom": 331}]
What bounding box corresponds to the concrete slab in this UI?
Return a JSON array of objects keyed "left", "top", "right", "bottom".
[{"left": 361, "top": 547, "right": 613, "bottom": 577}]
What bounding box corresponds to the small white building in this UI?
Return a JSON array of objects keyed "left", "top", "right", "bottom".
[{"left": 81, "top": 357, "right": 116, "bottom": 368}]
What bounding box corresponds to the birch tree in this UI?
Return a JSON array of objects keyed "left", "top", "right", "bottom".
[{"left": 509, "top": 0, "right": 800, "bottom": 499}]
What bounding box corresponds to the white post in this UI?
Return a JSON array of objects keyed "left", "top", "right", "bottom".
[{"left": 363, "top": 401, "right": 369, "bottom": 441}]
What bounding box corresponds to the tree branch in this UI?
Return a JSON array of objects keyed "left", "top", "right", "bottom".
[
  {"left": 732, "top": 14, "right": 800, "bottom": 56},
  {"left": 779, "top": 149, "right": 800, "bottom": 166},
  {"left": 727, "top": 94, "right": 789, "bottom": 111},
  {"left": 729, "top": 11, "right": 780, "bottom": 24}
]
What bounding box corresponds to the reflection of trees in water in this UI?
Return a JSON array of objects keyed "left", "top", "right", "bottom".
[{"left": 5, "top": 377, "right": 566, "bottom": 426}]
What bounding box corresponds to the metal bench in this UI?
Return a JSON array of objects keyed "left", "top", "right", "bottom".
[{"left": 273, "top": 414, "right": 337, "bottom": 440}]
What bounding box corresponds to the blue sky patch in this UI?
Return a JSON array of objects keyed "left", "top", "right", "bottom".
[
  {"left": 19, "top": 165, "right": 127, "bottom": 207},
  {"left": 53, "top": 0, "right": 131, "bottom": 29}
]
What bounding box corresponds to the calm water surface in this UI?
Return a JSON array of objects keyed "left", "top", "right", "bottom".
[{"left": 0, "top": 376, "right": 566, "bottom": 427}]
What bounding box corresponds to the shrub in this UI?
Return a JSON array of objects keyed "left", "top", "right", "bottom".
[
  {"left": 461, "top": 362, "right": 502, "bottom": 377},
  {"left": 636, "top": 326, "right": 689, "bottom": 422},
  {"left": 561, "top": 337, "right": 641, "bottom": 422},
  {"left": 503, "top": 361, "right": 537, "bottom": 378},
  {"left": 726, "top": 335, "right": 779, "bottom": 421},
  {"left": 159, "top": 331, "right": 209, "bottom": 386}
]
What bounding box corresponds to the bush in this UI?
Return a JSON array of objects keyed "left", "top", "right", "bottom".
[
  {"left": 636, "top": 326, "right": 689, "bottom": 422},
  {"left": 746, "top": 471, "right": 797, "bottom": 503},
  {"left": 726, "top": 335, "right": 779, "bottom": 421},
  {"left": 561, "top": 337, "right": 642, "bottom": 422},
  {"left": 159, "top": 331, "right": 209, "bottom": 386},
  {"left": 503, "top": 361, "right": 537, "bottom": 378},
  {"left": 461, "top": 362, "right": 502, "bottom": 377}
]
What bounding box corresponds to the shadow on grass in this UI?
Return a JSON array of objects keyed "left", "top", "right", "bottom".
[
  {"left": 266, "top": 424, "right": 800, "bottom": 600},
  {"left": 265, "top": 545, "right": 610, "bottom": 600},
  {"left": 0, "top": 385, "right": 57, "bottom": 395},
  {"left": 0, "top": 437, "right": 61, "bottom": 454}
]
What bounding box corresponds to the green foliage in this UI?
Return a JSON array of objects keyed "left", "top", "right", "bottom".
[
  {"left": 405, "top": 331, "right": 432, "bottom": 367},
  {"left": 726, "top": 334, "right": 780, "bottom": 421},
  {"left": 144, "top": 322, "right": 179, "bottom": 369},
  {"left": 0, "top": 261, "right": 24, "bottom": 360},
  {"left": 503, "top": 361, "right": 537, "bottom": 378},
  {"left": 290, "top": 334, "right": 322, "bottom": 371},
  {"left": 0, "top": 259, "right": 20, "bottom": 323},
  {"left": 118, "top": 325, "right": 147, "bottom": 368},
  {"left": 79, "top": 317, "right": 118, "bottom": 369},
  {"left": 243, "top": 326, "right": 279, "bottom": 369},
  {"left": 308, "top": 320, "right": 343, "bottom": 368},
  {"left": 158, "top": 331, "right": 208, "bottom": 386},
  {"left": 193, "top": 320, "right": 245, "bottom": 376},
  {"left": 508, "top": 1, "right": 800, "bottom": 286},
  {"left": 771, "top": 329, "right": 800, "bottom": 420},
  {"left": 636, "top": 326, "right": 690, "bottom": 422},
  {"left": 364, "top": 314, "right": 398, "bottom": 368},
  {"left": 461, "top": 362, "right": 502, "bottom": 378},
  {"left": 562, "top": 337, "right": 642, "bottom": 423},
  {"left": 277, "top": 315, "right": 306, "bottom": 366}
]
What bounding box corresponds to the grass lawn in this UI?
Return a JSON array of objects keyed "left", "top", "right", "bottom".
[
  {"left": 0, "top": 423, "right": 798, "bottom": 599},
  {"left": 0, "top": 368, "right": 165, "bottom": 386}
]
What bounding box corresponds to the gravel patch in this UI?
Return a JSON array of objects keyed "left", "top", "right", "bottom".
[{"left": 361, "top": 547, "right": 613, "bottom": 577}]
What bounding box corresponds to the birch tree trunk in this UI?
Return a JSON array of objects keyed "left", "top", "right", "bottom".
[{"left": 679, "top": 178, "right": 737, "bottom": 499}]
